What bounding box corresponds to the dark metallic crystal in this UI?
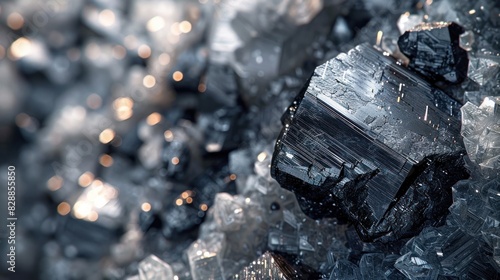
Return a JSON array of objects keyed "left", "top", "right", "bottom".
[
  {"left": 398, "top": 22, "right": 469, "bottom": 84},
  {"left": 271, "top": 44, "right": 468, "bottom": 242}
]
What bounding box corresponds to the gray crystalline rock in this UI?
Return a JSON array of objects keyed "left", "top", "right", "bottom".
[
  {"left": 461, "top": 97, "right": 500, "bottom": 178},
  {"left": 395, "top": 226, "right": 500, "bottom": 279},
  {"left": 209, "top": 0, "right": 344, "bottom": 104},
  {"left": 271, "top": 43, "right": 469, "bottom": 242},
  {"left": 138, "top": 255, "right": 174, "bottom": 280},
  {"left": 329, "top": 260, "right": 361, "bottom": 280}
]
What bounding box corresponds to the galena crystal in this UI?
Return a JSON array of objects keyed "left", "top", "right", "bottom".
[
  {"left": 398, "top": 22, "right": 469, "bottom": 84},
  {"left": 138, "top": 255, "right": 174, "bottom": 280},
  {"left": 271, "top": 43, "right": 469, "bottom": 242},
  {"left": 461, "top": 96, "right": 500, "bottom": 178}
]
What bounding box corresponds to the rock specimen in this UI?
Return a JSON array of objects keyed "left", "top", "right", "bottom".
[
  {"left": 398, "top": 22, "right": 469, "bottom": 84},
  {"left": 271, "top": 43, "right": 469, "bottom": 242}
]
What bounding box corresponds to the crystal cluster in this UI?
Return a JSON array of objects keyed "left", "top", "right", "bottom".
[{"left": 271, "top": 43, "right": 468, "bottom": 242}]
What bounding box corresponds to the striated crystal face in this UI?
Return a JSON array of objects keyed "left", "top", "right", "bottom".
[
  {"left": 138, "top": 255, "right": 174, "bottom": 280},
  {"left": 271, "top": 43, "right": 469, "bottom": 242},
  {"left": 398, "top": 22, "right": 469, "bottom": 84}
]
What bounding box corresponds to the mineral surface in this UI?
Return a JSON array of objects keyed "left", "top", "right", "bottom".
[
  {"left": 461, "top": 96, "right": 500, "bottom": 178},
  {"left": 271, "top": 43, "right": 469, "bottom": 242},
  {"left": 398, "top": 22, "right": 469, "bottom": 84}
]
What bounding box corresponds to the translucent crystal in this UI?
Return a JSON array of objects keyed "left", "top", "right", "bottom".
[
  {"left": 467, "top": 57, "right": 500, "bottom": 87},
  {"left": 187, "top": 233, "right": 224, "bottom": 280},
  {"left": 213, "top": 193, "right": 246, "bottom": 231},
  {"left": 138, "top": 255, "right": 174, "bottom": 280},
  {"left": 396, "top": 226, "right": 500, "bottom": 278},
  {"left": 359, "top": 253, "right": 386, "bottom": 279},
  {"left": 461, "top": 97, "right": 500, "bottom": 178},
  {"left": 329, "top": 260, "right": 361, "bottom": 280}
]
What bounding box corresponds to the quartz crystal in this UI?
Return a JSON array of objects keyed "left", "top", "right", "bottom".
[
  {"left": 395, "top": 226, "right": 500, "bottom": 279},
  {"left": 398, "top": 22, "right": 469, "bottom": 84},
  {"left": 461, "top": 97, "right": 500, "bottom": 178},
  {"left": 271, "top": 43, "right": 468, "bottom": 242},
  {"left": 138, "top": 255, "right": 174, "bottom": 280}
]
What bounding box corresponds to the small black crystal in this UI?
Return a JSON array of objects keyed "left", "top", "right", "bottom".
[
  {"left": 271, "top": 44, "right": 469, "bottom": 242},
  {"left": 398, "top": 22, "right": 469, "bottom": 84}
]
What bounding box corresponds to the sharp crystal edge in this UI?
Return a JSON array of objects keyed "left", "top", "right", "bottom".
[
  {"left": 271, "top": 43, "right": 469, "bottom": 242},
  {"left": 398, "top": 22, "right": 469, "bottom": 84},
  {"left": 138, "top": 255, "right": 174, "bottom": 280}
]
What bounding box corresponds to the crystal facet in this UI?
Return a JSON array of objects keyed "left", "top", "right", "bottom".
[
  {"left": 138, "top": 255, "right": 174, "bottom": 280},
  {"left": 398, "top": 22, "right": 469, "bottom": 84},
  {"left": 271, "top": 44, "right": 468, "bottom": 242}
]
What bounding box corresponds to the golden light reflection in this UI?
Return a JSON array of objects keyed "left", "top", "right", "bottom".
[
  {"left": 171, "top": 157, "right": 180, "bottom": 165},
  {"left": 229, "top": 174, "right": 237, "bottom": 181},
  {"left": 138, "top": 44, "right": 151, "bottom": 59},
  {"left": 57, "top": 202, "right": 71, "bottom": 216},
  {"left": 99, "top": 154, "right": 113, "bottom": 167},
  {"left": 147, "top": 112, "right": 162, "bottom": 126},
  {"left": 164, "top": 130, "right": 174, "bottom": 142},
  {"left": 113, "top": 97, "right": 134, "bottom": 121},
  {"left": 99, "top": 9, "right": 116, "bottom": 27},
  {"left": 147, "top": 16, "right": 166, "bottom": 32},
  {"left": 173, "top": 71, "right": 183, "bottom": 82},
  {"left": 7, "top": 12, "right": 24, "bottom": 30},
  {"left": 200, "top": 204, "right": 208, "bottom": 211},
  {"left": 186, "top": 197, "right": 193, "bottom": 204},
  {"left": 179, "top": 21, "right": 192, "bottom": 33},
  {"left": 9, "top": 37, "right": 32, "bottom": 60},
  {"left": 141, "top": 202, "right": 152, "bottom": 212},
  {"left": 376, "top": 31, "right": 383, "bottom": 46},
  {"left": 257, "top": 152, "right": 267, "bottom": 162},
  {"left": 73, "top": 201, "right": 92, "bottom": 219},
  {"left": 181, "top": 191, "right": 189, "bottom": 199},
  {"left": 175, "top": 199, "right": 183, "bottom": 206},
  {"left": 198, "top": 83, "right": 206, "bottom": 93},
  {"left": 73, "top": 180, "right": 119, "bottom": 222},
  {"left": 159, "top": 53, "right": 170, "bottom": 65},
  {"left": 143, "top": 75, "right": 156, "bottom": 88},
  {"left": 87, "top": 211, "right": 99, "bottom": 222},
  {"left": 99, "top": 128, "right": 116, "bottom": 144},
  {"left": 78, "top": 172, "right": 94, "bottom": 187},
  {"left": 47, "top": 175, "right": 64, "bottom": 191}
]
